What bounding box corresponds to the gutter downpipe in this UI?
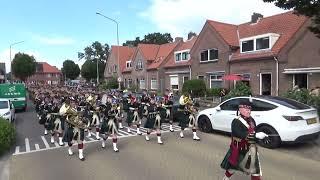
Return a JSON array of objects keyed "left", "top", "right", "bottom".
[
  {"left": 274, "top": 56, "right": 279, "bottom": 96},
  {"left": 189, "top": 65, "right": 192, "bottom": 80}
]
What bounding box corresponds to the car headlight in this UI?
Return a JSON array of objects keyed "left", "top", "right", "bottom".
[{"left": 3, "top": 111, "right": 11, "bottom": 116}]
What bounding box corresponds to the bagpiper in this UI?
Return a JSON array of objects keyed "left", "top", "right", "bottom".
[
  {"left": 126, "top": 94, "right": 142, "bottom": 135},
  {"left": 143, "top": 96, "right": 163, "bottom": 144},
  {"left": 62, "top": 98, "right": 87, "bottom": 161},
  {"left": 220, "top": 100, "right": 268, "bottom": 180},
  {"left": 85, "top": 94, "right": 100, "bottom": 140},
  {"left": 49, "top": 97, "right": 64, "bottom": 146},
  {"left": 177, "top": 92, "right": 200, "bottom": 141},
  {"left": 162, "top": 89, "right": 174, "bottom": 132},
  {"left": 99, "top": 98, "right": 119, "bottom": 152}
]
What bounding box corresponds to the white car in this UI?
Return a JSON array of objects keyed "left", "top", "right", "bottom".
[
  {"left": 196, "top": 96, "right": 320, "bottom": 148},
  {"left": 0, "top": 98, "right": 16, "bottom": 123}
]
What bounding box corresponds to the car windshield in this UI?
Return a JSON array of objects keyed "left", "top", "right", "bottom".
[
  {"left": 260, "top": 96, "right": 310, "bottom": 110},
  {"left": 0, "top": 101, "right": 9, "bottom": 109}
]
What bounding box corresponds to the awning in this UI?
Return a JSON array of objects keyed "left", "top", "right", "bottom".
[
  {"left": 283, "top": 67, "right": 320, "bottom": 74},
  {"left": 222, "top": 74, "right": 243, "bottom": 81}
]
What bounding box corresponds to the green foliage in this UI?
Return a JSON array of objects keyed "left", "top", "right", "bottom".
[
  {"left": 262, "top": 0, "right": 320, "bottom": 38},
  {"left": 0, "top": 118, "right": 16, "bottom": 155},
  {"left": 12, "top": 53, "right": 36, "bottom": 81},
  {"left": 188, "top": 31, "right": 197, "bottom": 40},
  {"left": 80, "top": 60, "right": 105, "bottom": 81},
  {"left": 224, "top": 82, "right": 252, "bottom": 100},
  {"left": 207, "top": 88, "right": 223, "bottom": 97},
  {"left": 106, "top": 77, "right": 119, "bottom": 89},
  {"left": 182, "top": 79, "right": 207, "bottom": 97},
  {"left": 78, "top": 41, "right": 110, "bottom": 62},
  {"left": 282, "top": 88, "right": 320, "bottom": 116},
  {"left": 61, "top": 60, "right": 80, "bottom": 80},
  {"left": 123, "top": 32, "right": 173, "bottom": 46}
]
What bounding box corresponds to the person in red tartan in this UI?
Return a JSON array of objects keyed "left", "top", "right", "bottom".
[{"left": 220, "top": 99, "right": 268, "bottom": 180}]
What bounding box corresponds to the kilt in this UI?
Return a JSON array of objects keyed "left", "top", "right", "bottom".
[
  {"left": 144, "top": 113, "right": 161, "bottom": 129},
  {"left": 100, "top": 118, "right": 118, "bottom": 134},
  {"left": 62, "top": 126, "right": 85, "bottom": 142}
]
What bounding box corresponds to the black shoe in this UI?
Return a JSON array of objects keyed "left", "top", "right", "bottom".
[
  {"left": 79, "top": 157, "right": 85, "bottom": 161},
  {"left": 170, "top": 129, "right": 174, "bottom": 132}
]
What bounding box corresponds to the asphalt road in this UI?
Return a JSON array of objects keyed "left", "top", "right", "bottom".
[{"left": 6, "top": 99, "right": 320, "bottom": 180}]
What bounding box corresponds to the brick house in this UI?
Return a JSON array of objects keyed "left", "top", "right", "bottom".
[
  {"left": 191, "top": 11, "right": 320, "bottom": 95},
  {"left": 0, "top": 62, "right": 5, "bottom": 83},
  {"left": 27, "top": 62, "right": 62, "bottom": 85},
  {"left": 163, "top": 36, "right": 197, "bottom": 92}
]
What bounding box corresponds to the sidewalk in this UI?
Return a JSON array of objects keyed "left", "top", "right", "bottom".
[{"left": 0, "top": 151, "right": 11, "bottom": 180}]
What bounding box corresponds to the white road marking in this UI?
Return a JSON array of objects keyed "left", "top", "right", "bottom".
[
  {"left": 14, "top": 146, "right": 20, "bottom": 154},
  {"left": 25, "top": 138, "right": 30, "bottom": 152},
  {"left": 118, "top": 129, "right": 131, "bottom": 135},
  {"left": 54, "top": 142, "right": 60, "bottom": 147},
  {"left": 35, "top": 144, "right": 40, "bottom": 150},
  {"left": 41, "top": 136, "right": 50, "bottom": 149}
]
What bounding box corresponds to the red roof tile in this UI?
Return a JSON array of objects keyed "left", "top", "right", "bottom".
[
  {"left": 164, "top": 36, "right": 197, "bottom": 68},
  {"left": 38, "top": 62, "right": 61, "bottom": 73},
  {"left": 147, "top": 42, "right": 179, "bottom": 70},
  {"left": 110, "top": 46, "right": 136, "bottom": 73},
  {"left": 207, "top": 11, "right": 308, "bottom": 61},
  {"left": 137, "top": 44, "right": 160, "bottom": 61}
]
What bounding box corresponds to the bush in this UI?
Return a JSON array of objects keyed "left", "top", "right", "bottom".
[
  {"left": 101, "top": 77, "right": 119, "bottom": 90},
  {"left": 0, "top": 118, "right": 16, "bottom": 155},
  {"left": 182, "top": 79, "right": 207, "bottom": 97},
  {"left": 207, "top": 87, "right": 223, "bottom": 97},
  {"left": 282, "top": 88, "right": 320, "bottom": 116},
  {"left": 224, "top": 82, "right": 251, "bottom": 100}
]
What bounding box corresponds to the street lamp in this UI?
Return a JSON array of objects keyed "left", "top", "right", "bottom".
[
  {"left": 10, "top": 40, "right": 25, "bottom": 83},
  {"left": 96, "top": 12, "right": 120, "bottom": 89}
]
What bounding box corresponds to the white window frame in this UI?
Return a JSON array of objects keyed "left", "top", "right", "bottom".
[
  {"left": 126, "top": 61, "right": 132, "bottom": 68},
  {"left": 140, "top": 78, "right": 145, "bottom": 89},
  {"left": 292, "top": 74, "right": 309, "bottom": 89},
  {"left": 259, "top": 72, "right": 272, "bottom": 95},
  {"left": 169, "top": 75, "right": 179, "bottom": 90},
  {"left": 136, "top": 60, "right": 143, "bottom": 70},
  {"left": 200, "top": 49, "right": 218, "bottom": 62},
  {"left": 128, "top": 79, "right": 132, "bottom": 88},
  {"left": 175, "top": 49, "right": 190, "bottom": 62},
  {"left": 151, "top": 78, "right": 157, "bottom": 90},
  {"left": 240, "top": 34, "right": 275, "bottom": 53},
  {"left": 209, "top": 74, "right": 223, "bottom": 88}
]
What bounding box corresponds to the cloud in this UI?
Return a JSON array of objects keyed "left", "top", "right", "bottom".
[
  {"left": 140, "top": 0, "right": 287, "bottom": 38},
  {"left": 33, "top": 34, "right": 75, "bottom": 45},
  {"left": 0, "top": 48, "right": 41, "bottom": 73}
]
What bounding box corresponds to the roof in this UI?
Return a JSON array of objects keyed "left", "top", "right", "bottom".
[
  {"left": 164, "top": 36, "right": 197, "bottom": 68},
  {"left": 137, "top": 44, "right": 160, "bottom": 61},
  {"left": 110, "top": 46, "right": 136, "bottom": 73},
  {"left": 207, "top": 11, "right": 308, "bottom": 61},
  {"left": 37, "top": 62, "right": 61, "bottom": 73},
  {"left": 147, "top": 42, "right": 179, "bottom": 70}
]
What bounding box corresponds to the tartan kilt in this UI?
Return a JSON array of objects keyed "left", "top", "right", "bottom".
[
  {"left": 62, "top": 126, "right": 85, "bottom": 142},
  {"left": 126, "top": 110, "right": 134, "bottom": 124},
  {"left": 144, "top": 116, "right": 156, "bottom": 129},
  {"left": 177, "top": 111, "right": 189, "bottom": 129},
  {"left": 100, "top": 119, "right": 118, "bottom": 134}
]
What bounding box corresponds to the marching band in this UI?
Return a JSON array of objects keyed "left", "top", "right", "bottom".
[{"left": 29, "top": 85, "right": 201, "bottom": 161}]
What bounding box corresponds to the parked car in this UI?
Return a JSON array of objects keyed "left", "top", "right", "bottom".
[
  {"left": 0, "top": 98, "right": 16, "bottom": 123},
  {"left": 196, "top": 96, "right": 320, "bottom": 149}
]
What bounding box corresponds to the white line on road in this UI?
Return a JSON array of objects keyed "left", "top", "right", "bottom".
[
  {"left": 25, "top": 138, "right": 30, "bottom": 152},
  {"left": 54, "top": 142, "right": 60, "bottom": 147},
  {"left": 14, "top": 146, "right": 20, "bottom": 154},
  {"left": 35, "top": 144, "right": 40, "bottom": 150},
  {"left": 41, "top": 136, "right": 50, "bottom": 149},
  {"left": 118, "top": 129, "right": 131, "bottom": 136}
]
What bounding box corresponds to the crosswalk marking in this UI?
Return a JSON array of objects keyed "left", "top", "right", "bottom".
[
  {"left": 13, "top": 124, "right": 185, "bottom": 156},
  {"left": 35, "top": 144, "right": 40, "bottom": 150},
  {"left": 25, "top": 138, "right": 30, "bottom": 152},
  {"left": 41, "top": 136, "right": 50, "bottom": 149},
  {"left": 15, "top": 146, "right": 20, "bottom": 154}
]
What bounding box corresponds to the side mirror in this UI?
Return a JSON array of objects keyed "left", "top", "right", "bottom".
[{"left": 216, "top": 106, "right": 221, "bottom": 111}]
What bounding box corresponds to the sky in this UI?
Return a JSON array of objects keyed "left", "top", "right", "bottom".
[{"left": 0, "top": 0, "right": 287, "bottom": 73}]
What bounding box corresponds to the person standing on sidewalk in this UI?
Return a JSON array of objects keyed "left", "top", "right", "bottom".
[{"left": 220, "top": 99, "right": 268, "bottom": 180}]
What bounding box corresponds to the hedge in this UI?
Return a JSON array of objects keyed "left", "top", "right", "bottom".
[
  {"left": 224, "top": 81, "right": 252, "bottom": 100},
  {"left": 0, "top": 117, "right": 16, "bottom": 155},
  {"left": 182, "top": 79, "right": 207, "bottom": 97}
]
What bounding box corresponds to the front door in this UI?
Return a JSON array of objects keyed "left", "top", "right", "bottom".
[{"left": 260, "top": 73, "right": 272, "bottom": 95}]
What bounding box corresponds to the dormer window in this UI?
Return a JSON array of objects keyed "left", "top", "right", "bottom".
[
  {"left": 136, "top": 60, "right": 143, "bottom": 70},
  {"left": 175, "top": 50, "right": 190, "bottom": 62},
  {"left": 240, "top": 34, "right": 278, "bottom": 53},
  {"left": 126, "top": 61, "right": 132, "bottom": 68}
]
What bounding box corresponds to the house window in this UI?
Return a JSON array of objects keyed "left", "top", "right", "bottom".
[
  {"left": 128, "top": 79, "right": 132, "bottom": 88},
  {"left": 256, "top": 37, "right": 270, "bottom": 50},
  {"left": 139, "top": 78, "right": 145, "bottom": 89},
  {"left": 136, "top": 60, "right": 143, "bottom": 70},
  {"left": 175, "top": 53, "right": 181, "bottom": 62},
  {"left": 242, "top": 40, "right": 254, "bottom": 52},
  {"left": 175, "top": 51, "right": 190, "bottom": 62},
  {"left": 113, "top": 65, "right": 117, "bottom": 72},
  {"left": 200, "top": 49, "right": 218, "bottom": 62},
  {"left": 151, "top": 78, "right": 157, "bottom": 89},
  {"left": 126, "top": 61, "right": 132, "bottom": 68},
  {"left": 47, "top": 74, "right": 51, "bottom": 78},
  {"left": 293, "top": 74, "right": 308, "bottom": 89},
  {"left": 210, "top": 74, "right": 224, "bottom": 88},
  {"left": 183, "top": 76, "right": 189, "bottom": 83},
  {"left": 170, "top": 75, "right": 179, "bottom": 90},
  {"left": 198, "top": 75, "right": 204, "bottom": 80},
  {"left": 182, "top": 52, "right": 189, "bottom": 60}
]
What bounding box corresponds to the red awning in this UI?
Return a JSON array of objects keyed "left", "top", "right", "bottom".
[{"left": 222, "top": 74, "right": 243, "bottom": 81}]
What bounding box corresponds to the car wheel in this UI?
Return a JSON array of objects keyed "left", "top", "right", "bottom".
[
  {"left": 197, "top": 115, "right": 213, "bottom": 133},
  {"left": 257, "top": 126, "right": 281, "bottom": 149}
]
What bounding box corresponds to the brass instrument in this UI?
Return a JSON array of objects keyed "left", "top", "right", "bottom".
[
  {"left": 179, "top": 95, "right": 192, "bottom": 106},
  {"left": 65, "top": 107, "right": 87, "bottom": 129}
]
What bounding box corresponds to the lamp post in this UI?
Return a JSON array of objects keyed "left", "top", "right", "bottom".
[
  {"left": 96, "top": 12, "right": 120, "bottom": 89},
  {"left": 10, "top": 40, "right": 25, "bottom": 83}
]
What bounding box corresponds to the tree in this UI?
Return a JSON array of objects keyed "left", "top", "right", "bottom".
[
  {"left": 61, "top": 60, "right": 80, "bottom": 80},
  {"left": 11, "top": 53, "right": 36, "bottom": 81},
  {"left": 262, "top": 0, "right": 320, "bottom": 38},
  {"left": 123, "top": 32, "right": 173, "bottom": 47},
  {"left": 78, "top": 41, "right": 110, "bottom": 82},
  {"left": 188, "top": 31, "right": 197, "bottom": 40}
]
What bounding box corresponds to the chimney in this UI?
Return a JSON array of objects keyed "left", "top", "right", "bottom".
[
  {"left": 174, "top": 37, "right": 183, "bottom": 42},
  {"left": 251, "top": 13, "right": 263, "bottom": 24}
]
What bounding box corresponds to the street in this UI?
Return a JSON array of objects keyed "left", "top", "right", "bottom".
[{"left": 6, "top": 101, "right": 320, "bottom": 180}]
